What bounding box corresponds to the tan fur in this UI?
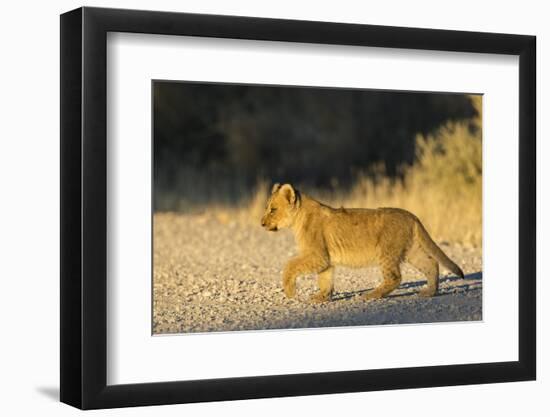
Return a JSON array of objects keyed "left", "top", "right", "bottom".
[{"left": 261, "top": 183, "right": 464, "bottom": 302}]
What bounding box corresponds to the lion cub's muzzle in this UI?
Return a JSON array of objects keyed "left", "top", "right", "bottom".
[{"left": 261, "top": 219, "right": 278, "bottom": 231}]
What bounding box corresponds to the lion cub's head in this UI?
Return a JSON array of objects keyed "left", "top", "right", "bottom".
[{"left": 261, "top": 183, "right": 300, "bottom": 231}]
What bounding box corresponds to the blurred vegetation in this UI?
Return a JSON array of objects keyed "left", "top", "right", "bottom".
[
  {"left": 154, "top": 82, "right": 481, "bottom": 246},
  {"left": 154, "top": 82, "right": 476, "bottom": 205},
  {"left": 340, "top": 95, "right": 482, "bottom": 246}
]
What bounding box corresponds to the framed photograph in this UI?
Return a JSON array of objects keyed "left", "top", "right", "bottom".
[{"left": 60, "top": 6, "right": 536, "bottom": 409}]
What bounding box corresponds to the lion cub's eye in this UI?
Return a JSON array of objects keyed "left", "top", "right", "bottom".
[{"left": 270, "top": 207, "right": 277, "bottom": 213}]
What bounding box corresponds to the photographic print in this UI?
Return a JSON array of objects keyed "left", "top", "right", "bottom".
[
  {"left": 152, "top": 81, "right": 482, "bottom": 335},
  {"left": 60, "top": 8, "right": 535, "bottom": 408}
]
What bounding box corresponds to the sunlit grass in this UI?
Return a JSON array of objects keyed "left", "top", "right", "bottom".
[
  {"left": 340, "top": 121, "right": 481, "bottom": 247},
  {"left": 158, "top": 96, "right": 482, "bottom": 247}
]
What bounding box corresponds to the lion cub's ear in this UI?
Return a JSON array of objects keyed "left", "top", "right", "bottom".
[
  {"left": 271, "top": 183, "right": 281, "bottom": 194},
  {"left": 279, "top": 184, "right": 296, "bottom": 205}
]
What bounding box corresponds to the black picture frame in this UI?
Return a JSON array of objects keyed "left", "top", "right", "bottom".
[{"left": 60, "top": 6, "right": 536, "bottom": 410}]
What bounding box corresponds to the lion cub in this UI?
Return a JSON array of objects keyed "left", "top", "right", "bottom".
[{"left": 261, "top": 183, "right": 464, "bottom": 302}]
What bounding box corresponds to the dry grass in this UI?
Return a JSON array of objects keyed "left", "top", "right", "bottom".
[
  {"left": 339, "top": 96, "right": 482, "bottom": 246},
  {"left": 160, "top": 96, "right": 482, "bottom": 247},
  {"left": 342, "top": 95, "right": 481, "bottom": 246},
  {"left": 340, "top": 123, "right": 482, "bottom": 247},
  {"left": 220, "top": 97, "right": 481, "bottom": 247}
]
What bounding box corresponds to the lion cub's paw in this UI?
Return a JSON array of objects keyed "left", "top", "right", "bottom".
[
  {"left": 283, "top": 284, "right": 296, "bottom": 299},
  {"left": 418, "top": 288, "right": 437, "bottom": 298},
  {"left": 309, "top": 293, "right": 331, "bottom": 303},
  {"left": 363, "top": 291, "right": 383, "bottom": 301}
]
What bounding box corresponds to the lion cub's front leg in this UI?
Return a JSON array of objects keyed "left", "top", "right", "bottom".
[
  {"left": 282, "top": 255, "right": 329, "bottom": 299},
  {"left": 310, "top": 267, "right": 334, "bottom": 303}
]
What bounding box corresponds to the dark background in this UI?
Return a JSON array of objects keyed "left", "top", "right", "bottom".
[{"left": 153, "top": 81, "right": 477, "bottom": 209}]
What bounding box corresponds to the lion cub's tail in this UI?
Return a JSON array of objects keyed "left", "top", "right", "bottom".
[{"left": 414, "top": 221, "right": 464, "bottom": 278}]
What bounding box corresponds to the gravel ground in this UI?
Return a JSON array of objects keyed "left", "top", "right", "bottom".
[{"left": 153, "top": 212, "right": 482, "bottom": 334}]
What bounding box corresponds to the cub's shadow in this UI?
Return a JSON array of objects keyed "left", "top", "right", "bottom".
[{"left": 332, "top": 271, "right": 482, "bottom": 301}]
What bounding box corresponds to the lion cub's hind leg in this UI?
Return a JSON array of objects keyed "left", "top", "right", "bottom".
[
  {"left": 407, "top": 249, "right": 439, "bottom": 297},
  {"left": 310, "top": 266, "right": 334, "bottom": 303},
  {"left": 364, "top": 260, "right": 402, "bottom": 300}
]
